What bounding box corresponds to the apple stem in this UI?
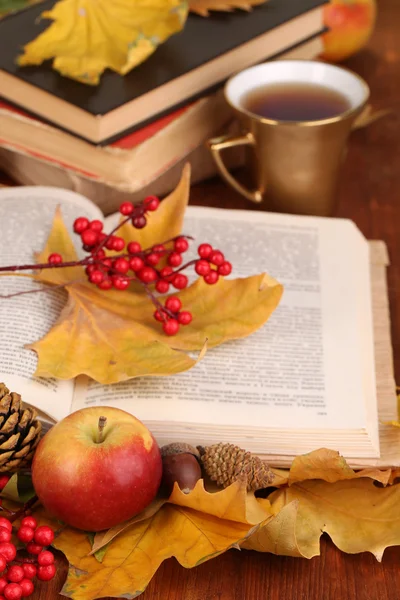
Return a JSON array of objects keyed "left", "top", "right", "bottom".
[{"left": 97, "top": 416, "right": 107, "bottom": 444}]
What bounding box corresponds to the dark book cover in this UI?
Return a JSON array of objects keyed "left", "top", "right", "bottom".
[{"left": 0, "top": 0, "right": 327, "bottom": 118}]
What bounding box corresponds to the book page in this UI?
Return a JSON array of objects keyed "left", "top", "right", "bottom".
[
  {"left": 0, "top": 187, "right": 102, "bottom": 421},
  {"left": 73, "top": 206, "right": 377, "bottom": 446}
]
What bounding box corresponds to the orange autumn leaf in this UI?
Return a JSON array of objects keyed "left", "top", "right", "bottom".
[
  {"left": 189, "top": 0, "right": 267, "bottom": 17},
  {"left": 26, "top": 165, "right": 282, "bottom": 383}
]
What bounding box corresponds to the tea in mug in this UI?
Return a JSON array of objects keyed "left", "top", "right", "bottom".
[{"left": 241, "top": 82, "right": 352, "bottom": 122}]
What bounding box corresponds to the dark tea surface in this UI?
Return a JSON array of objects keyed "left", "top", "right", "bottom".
[{"left": 241, "top": 82, "right": 351, "bottom": 121}]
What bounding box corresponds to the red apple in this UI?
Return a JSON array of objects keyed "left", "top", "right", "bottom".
[
  {"left": 321, "top": 0, "right": 377, "bottom": 63},
  {"left": 32, "top": 407, "right": 162, "bottom": 531}
]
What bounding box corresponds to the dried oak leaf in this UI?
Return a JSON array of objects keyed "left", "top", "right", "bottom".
[
  {"left": 189, "top": 0, "right": 267, "bottom": 17},
  {"left": 243, "top": 449, "right": 400, "bottom": 559},
  {"left": 28, "top": 165, "right": 283, "bottom": 383},
  {"left": 17, "top": 0, "right": 188, "bottom": 84},
  {"left": 244, "top": 478, "right": 400, "bottom": 560},
  {"left": 42, "top": 479, "right": 272, "bottom": 600}
]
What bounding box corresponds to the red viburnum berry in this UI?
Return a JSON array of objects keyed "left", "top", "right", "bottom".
[
  {"left": 89, "top": 220, "right": 103, "bottom": 232},
  {"left": 154, "top": 310, "right": 166, "bottom": 322},
  {"left": 92, "top": 248, "right": 105, "bottom": 260},
  {"left": 0, "top": 521, "right": 11, "bottom": 535},
  {"left": 101, "top": 258, "right": 112, "bottom": 269},
  {"left": 204, "top": 271, "right": 219, "bottom": 285},
  {"left": 26, "top": 544, "right": 42, "bottom": 556},
  {"left": 0, "top": 577, "right": 6, "bottom": 593},
  {"left": 37, "top": 551, "right": 55, "bottom": 567},
  {"left": 163, "top": 319, "right": 179, "bottom": 336},
  {"left": 73, "top": 217, "right": 89, "bottom": 233},
  {"left": 98, "top": 278, "right": 113, "bottom": 291},
  {"left": 6, "top": 567, "right": 24, "bottom": 584},
  {"left": 96, "top": 232, "right": 107, "bottom": 245},
  {"left": 81, "top": 229, "right": 98, "bottom": 247},
  {"left": 3, "top": 582, "right": 22, "bottom": 600},
  {"left": 129, "top": 257, "right": 144, "bottom": 272},
  {"left": 132, "top": 216, "right": 147, "bottom": 229},
  {"left": 112, "top": 237, "right": 125, "bottom": 252},
  {"left": 21, "top": 565, "right": 36, "bottom": 581},
  {"left": 127, "top": 241, "right": 141, "bottom": 254},
  {"left": 152, "top": 244, "right": 165, "bottom": 255},
  {"left": 85, "top": 264, "right": 96, "bottom": 276},
  {"left": 0, "top": 530, "right": 11, "bottom": 545},
  {"left": 209, "top": 250, "right": 224, "bottom": 266},
  {"left": 144, "top": 196, "right": 160, "bottom": 211},
  {"left": 146, "top": 253, "right": 160, "bottom": 266},
  {"left": 0, "top": 556, "right": 6, "bottom": 572},
  {"left": 160, "top": 266, "right": 173, "bottom": 280},
  {"left": 16, "top": 527, "right": 34, "bottom": 545},
  {"left": 48, "top": 253, "right": 62, "bottom": 265},
  {"left": 195, "top": 259, "right": 210, "bottom": 276},
  {"left": 35, "top": 525, "right": 55, "bottom": 544},
  {"left": 168, "top": 252, "right": 182, "bottom": 267},
  {"left": 178, "top": 311, "right": 192, "bottom": 325},
  {"left": 172, "top": 274, "right": 188, "bottom": 290},
  {"left": 19, "top": 579, "right": 34, "bottom": 598},
  {"left": 0, "top": 478, "right": 9, "bottom": 492},
  {"left": 138, "top": 266, "right": 157, "bottom": 284},
  {"left": 20, "top": 518, "right": 37, "bottom": 530},
  {"left": 165, "top": 296, "right": 182, "bottom": 312},
  {"left": 218, "top": 261, "right": 232, "bottom": 276},
  {"left": 36, "top": 564, "right": 56, "bottom": 582},
  {"left": 198, "top": 243, "right": 213, "bottom": 259},
  {"left": 174, "top": 237, "right": 189, "bottom": 253},
  {"left": 105, "top": 236, "right": 117, "bottom": 250},
  {"left": 113, "top": 258, "right": 130, "bottom": 274},
  {"left": 119, "top": 201, "right": 134, "bottom": 216},
  {"left": 155, "top": 280, "right": 170, "bottom": 294},
  {"left": 0, "top": 543, "right": 16, "bottom": 562},
  {"left": 89, "top": 271, "right": 104, "bottom": 285},
  {"left": 112, "top": 276, "right": 130, "bottom": 291}
]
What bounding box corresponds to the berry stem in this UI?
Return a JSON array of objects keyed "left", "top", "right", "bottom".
[
  {"left": 0, "top": 259, "right": 89, "bottom": 272},
  {"left": 143, "top": 286, "right": 175, "bottom": 320},
  {"left": 0, "top": 278, "right": 86, "bottom": 299},
  {"left": 1, "top": 496, "right": 39, "bottom": 523}
]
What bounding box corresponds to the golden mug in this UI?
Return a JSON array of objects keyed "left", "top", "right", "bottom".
[{"left": 208, "top": 61, "right": 370, "bottom": 216}]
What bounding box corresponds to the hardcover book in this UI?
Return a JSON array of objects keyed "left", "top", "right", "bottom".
[
  {"left": 0, "top": 0, "right": 327, "bottom": 143},
  {"left": 0, "top": 36, "right": 323, "bottom": 214}
]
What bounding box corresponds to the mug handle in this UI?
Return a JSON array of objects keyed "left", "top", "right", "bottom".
[{"left": 207, "top": 133, "right": 263, "bottom": 203}]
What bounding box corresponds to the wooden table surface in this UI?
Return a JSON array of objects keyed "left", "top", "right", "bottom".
[{"left": 1, "top": 0, "right": 400, "bottom": 598}]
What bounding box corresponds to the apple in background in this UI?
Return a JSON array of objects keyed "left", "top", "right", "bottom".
[
  {"left": 320, "top": 0, "right": 377, "bottom": 63},
  {"left": 32, "top": 407, "right": 162, "bottom": 531}
]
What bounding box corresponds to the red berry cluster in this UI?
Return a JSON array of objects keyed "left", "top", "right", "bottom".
[
  {"left": 0, "top": 516, "right": 56, "bottom": 599},
  {"left": 44, "top": 196, "right": 232, "bottom": 335},
  {"left": 195, "top": 244, "right": 232, "bottom": 284},
  {"left": 154, "top": 296, "right": 193, "bottom": 336}
]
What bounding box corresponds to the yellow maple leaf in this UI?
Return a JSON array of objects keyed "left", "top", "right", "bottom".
[
  {"left": 17, "top": 0, "right": 188, "bottom": 84},
  {"left": 189, "top": 0, "right": 267, "bottom": 17},
  {"left": 46, "top": 479, "right": 272, "bottom": 600},
  {"left": 27, "top": 165, "right": 282, "bottom": 383}
]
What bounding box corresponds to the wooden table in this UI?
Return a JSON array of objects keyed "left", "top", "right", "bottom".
[{"left": 1, "top": 0, "right": 399, "bottom": 598}]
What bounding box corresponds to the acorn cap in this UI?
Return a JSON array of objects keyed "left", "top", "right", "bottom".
[{"left": 160, "top": 442, "right": 200, "bottom": 460}]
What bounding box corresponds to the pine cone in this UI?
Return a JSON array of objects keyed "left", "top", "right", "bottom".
[
  {"left": 199, "top": 442, "right": 274, "bottom": 491},
  {"left": 0, "top": 383, "right": 42, "bottom": 472}
]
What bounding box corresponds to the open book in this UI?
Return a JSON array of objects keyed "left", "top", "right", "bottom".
[{"left": 0, "top": 186, "right": 398, "bottom": 468}]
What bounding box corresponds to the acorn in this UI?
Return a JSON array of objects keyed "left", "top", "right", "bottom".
[{"left": 160, "top": 443, "right": 202, "bottom": 495}]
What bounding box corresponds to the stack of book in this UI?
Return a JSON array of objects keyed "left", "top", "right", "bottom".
[{"left": 0, "top": 0, "right": 327, "bottom": 213}]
